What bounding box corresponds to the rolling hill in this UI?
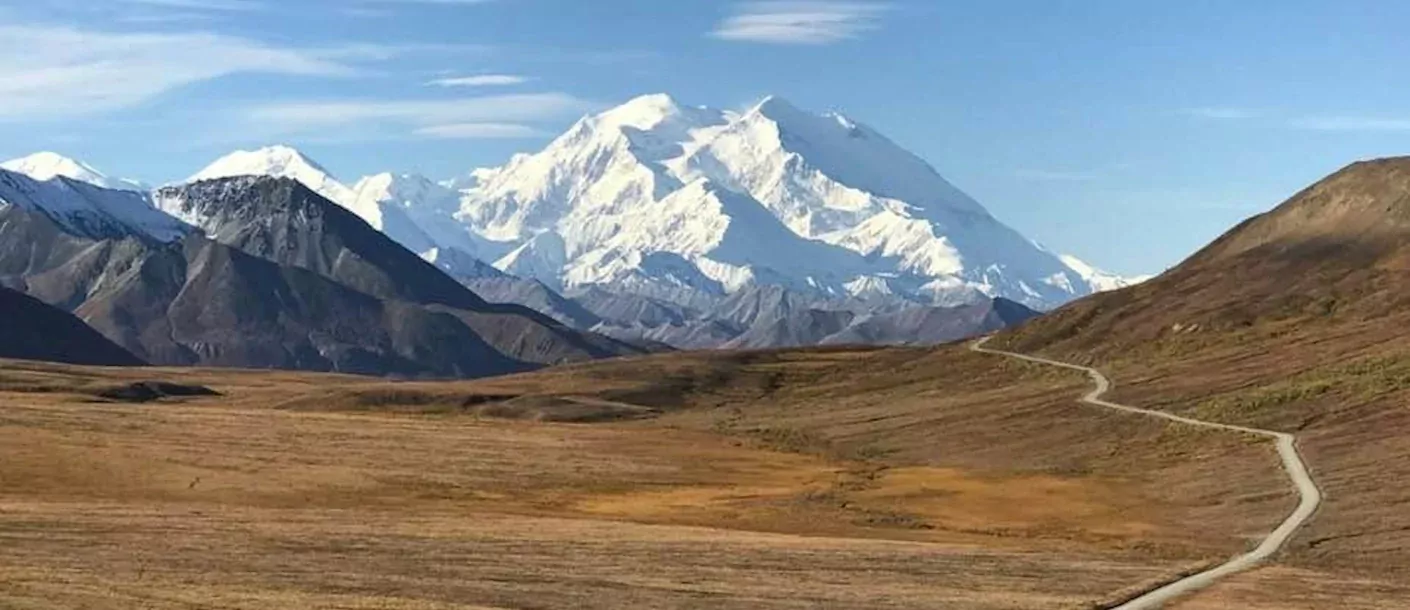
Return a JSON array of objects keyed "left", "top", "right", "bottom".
[
  {"left": 991, "top": 156, "right": 1410, "bottom": 606},
  {"left": 0, "top": 286, "right": 142, "bottom": 366}
]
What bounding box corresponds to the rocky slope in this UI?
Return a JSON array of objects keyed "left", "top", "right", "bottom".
[
  {"left": 189, "top": 147, "right": 488, "bottom": 282},
  {"left": 0, "top": 168, "right": 638, "bottom": 377},
  {"left": 154, "top": 176, "right": 636, "bottom": 366}
]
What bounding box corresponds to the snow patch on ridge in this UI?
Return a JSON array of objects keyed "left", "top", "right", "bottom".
[
  {"left": 189, "top": 146, "right": 497, "bottom": 282},
  {"left": 1059, "top": 254, "right": 1152, "bottom": 292},
  {"left": 2, "top": 152, "right": 147, "bottom": 191},
  {"left": 190, "top": 145, "right": 363, "bottom": 218},
  {"left": 0, "top": 168, "right": 189, "bottom": 242}
]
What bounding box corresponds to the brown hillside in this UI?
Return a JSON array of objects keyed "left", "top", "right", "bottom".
[
  {"left": 1001, "top": 157, "right": 1410, "bottom": 359},
  {"left": 995, "top": 157, "right": 1410, "bottom": 607},
  {"left": 0, "top": 287, "right": 142, "bottom": 366}
]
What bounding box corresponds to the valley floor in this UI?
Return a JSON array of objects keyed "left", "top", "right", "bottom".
[{"left": 0, "top": 345, "right": 1327, "bottom": 608}]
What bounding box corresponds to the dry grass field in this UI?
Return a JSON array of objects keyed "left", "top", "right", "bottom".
[
  {"left": 0, "top": 345, "right": 1295, "bottom": 609},
  {"left": 1000, "top": 320, "right": 1410, "bottom": 609},
  {"left": 982, "top": 159, "right": 1410, "bottom": 608}
]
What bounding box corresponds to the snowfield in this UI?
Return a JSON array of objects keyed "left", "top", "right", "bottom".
[{"left": 451, "top": 94, "right": 1116, "bottom": 308}]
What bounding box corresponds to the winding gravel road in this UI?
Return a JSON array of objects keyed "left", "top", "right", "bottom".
[{"left": 971, "top": 337, "right": 1322, "bottom": 609}]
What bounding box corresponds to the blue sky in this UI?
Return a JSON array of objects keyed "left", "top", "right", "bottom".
[{"left": 3, "top": 0, "right": 1410, "bottom": 275}]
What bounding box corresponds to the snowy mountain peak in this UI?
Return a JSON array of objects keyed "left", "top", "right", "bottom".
[
  {"left": 2, "top": 152, "right": 102, "bottom": 182},
  {"left": 1059, "top": 254, "right": 1152, "bottom": 292},
  {"left": 726, "top": 96, "right": 990, "bottom": 219},
  {"left": 749, "top": 94, "right": 806, "bottom": 120},
  {"left": 749, "top": 95, "right": 860, "bottom": 136},
  {"left": 0, "top": 168, "right": 190, "bottom": 242},
  {"left": 1, "top": 152, "right": 145, "bottom": 191},
  {"left": 588, "top": 93, "right": 734, "bottom": 144},
  {"left": 191, "top": 145, "right": 370, "bottom": 223},
  {"left": 355, "top": 172, "right": 421, "bottom": 197},
  {"left": 185, "top": 146, "right": 494, "bottom": 283},
  {"left": 352, "top": 172, "right": 460, "bottom": 218},
  {"left": 191, "top": 145, "right": 335, "bottom": 185},
  {"left": 454, "top": 94, "right": 1104, "bottom": 309},
  {"left": 606, "top": 93, "right": 682, "bottom": 123}
]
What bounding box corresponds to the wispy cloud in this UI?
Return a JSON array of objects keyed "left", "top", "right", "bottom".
[
  {"left": 1288, "top": 116, "right": 1410, "bottom": 132},
  {"left": 119, "top": 0, "right": 266, "bottom": 10},
  {"left": 1185, "top": 106, "right": 1410, "bottom": 132},
  {"left": 414, "top": 123, "right": 546, "bottom": 139},
  {"left": 1181, "top": 105, "right": 1410, "bottom": 132},
  {"left": 427, "top": 74, "right": 531, "bottom": 87},
  {"left": 242, "top": 93, "right": 592, "bottom": 140},
  {"left": 248, "top": 93, "right": 589, "bottom": 126},
  {"left": 358, "top": 0, "right": 498, "bottom": 5},
  {"left": 341, "top": 0, "right": 496, "bottom": 15},
  {"left": 711, "top": 1, "right": 888, "bottom": 45},
  {"left": 0, "top": 25, "right": 364, "bottom": 120},
  {"left": 1183, "top": 107, "right": 1260, "bottom": 120},
  {"left": 319, "top": 42, "right": 492, "bottom": 62}
]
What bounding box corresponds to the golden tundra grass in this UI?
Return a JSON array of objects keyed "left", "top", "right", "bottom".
[{"left": 0, "top": 344, "right": 1375, "bottom": 609}]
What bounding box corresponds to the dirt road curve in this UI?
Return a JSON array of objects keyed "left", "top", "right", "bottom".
[{"left": 971, "top": 337, "right": 1322, "bottom": 609}]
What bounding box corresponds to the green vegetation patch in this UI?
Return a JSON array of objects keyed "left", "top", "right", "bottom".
[{"left": 1193, "top": 352, "right": 1410, "bottom": 422}]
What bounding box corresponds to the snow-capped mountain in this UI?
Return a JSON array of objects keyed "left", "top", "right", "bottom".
[
  {"left": 190, "top": 146, "right": 358, "bottom": 211},
  {"left": 167, "top": 95, "right": 1146, "bottom": 314},
  {"left": 1, "top": 152, "right": 147, "bottom": 191},
  {"left": 451, "top": 94, "right": 1098, "bottom": 309},
  {"left": 349, "top": 172, "right": 486, "bottom": 259},
  {"left": 188, "top": 146, "right": 488, "bottom": 279},
  {"left": 1059, "top": 255, "right": 1152, "bottom": 293},
  {"left": 0, "top": 167, "right": 189, "bottom": 242}
]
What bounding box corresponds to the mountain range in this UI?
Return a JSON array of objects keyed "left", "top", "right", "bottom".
[
  {"left": 180, "top": 95, "right": 1141, "bottom": 309},
  {"left": 0, "top": 94, "right": 1144, "bottom": 370},
  {"left": 0, "top": 166, "right": 639, "bottom": 377}
]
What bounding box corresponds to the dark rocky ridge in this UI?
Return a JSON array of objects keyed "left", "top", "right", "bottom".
[
  {"left": 156, "top": 177, "right": 638, "bottom": 367},
  {"left": 0, "top": 175, "right": 642, "bottom": 378}
]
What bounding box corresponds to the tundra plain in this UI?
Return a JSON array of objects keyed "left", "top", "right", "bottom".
[{"left": 0, "top": 345, "right": 1309, "bottom": 609}]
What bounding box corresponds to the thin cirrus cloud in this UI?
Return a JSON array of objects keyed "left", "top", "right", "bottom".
[
  {"left": 243, "top": 93, "right": 593, "bottom": 140},
  {"left": 118, "top": 0, "right": 267, "bottom": 10},
  {"left": 0, "top": 25, "right": 363, "bottom": 120},
  {"left": 1288, "top": 116, "right": 1410, "bottom": 132},
  {"left": 710, "top": 1, "right": 889, "bottom": 45},
  {"left": 427, "top": 74, "right": 532, "bottom": 87},
  {"left": 1184, "top": 106, "right": 1410, "bottom": 132},
  {"left": 414, "top": 123, "right": 547, "bottom": 139},
  {"left": 357, "top": 0, "right": 498, "bottom": 5}
]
